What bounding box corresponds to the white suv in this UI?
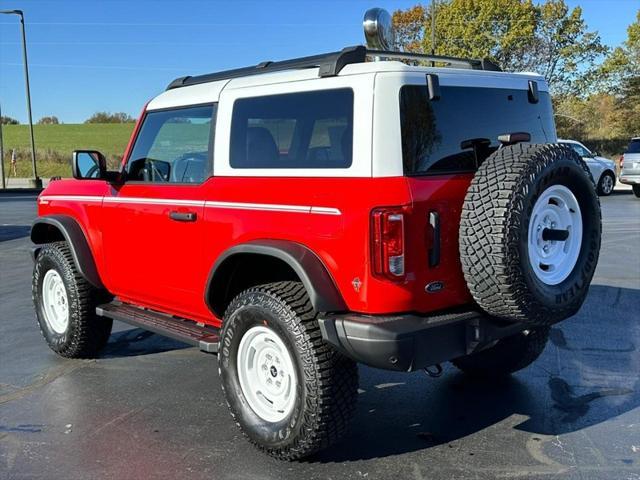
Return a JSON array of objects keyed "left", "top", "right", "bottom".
[{"left": 620, "top": 137, "right": 640, "bottom": 198}]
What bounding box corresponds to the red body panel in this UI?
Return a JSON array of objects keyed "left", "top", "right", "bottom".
[
  {"left": 38, "top": 173, "right": 473, "bottom": 327},
  {"left": 36, "top": 105, "right": 474, "bottom": 328}
]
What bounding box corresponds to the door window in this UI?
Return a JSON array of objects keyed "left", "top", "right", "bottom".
[{"left": 126, "top": 104, "right": 215, "bottom": 183}]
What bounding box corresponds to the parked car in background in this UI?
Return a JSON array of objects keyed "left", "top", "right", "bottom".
[
  {"left": 559, "top": 139, "right": 617, "bottom": 196},
  {"left": 619, "top": 137, "right": 640, "bottom": 198}
]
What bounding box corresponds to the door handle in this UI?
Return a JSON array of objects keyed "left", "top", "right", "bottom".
[{"left": 169, "top": 211, "right": 197, "bottom": 222}]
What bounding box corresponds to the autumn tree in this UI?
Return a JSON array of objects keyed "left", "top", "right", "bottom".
[
  {"left": 598, "top": 11, "right": 639, "bottom": 138},
  {"left": 392, "top": 5, "right": 426, "bottom": 52},
  {"left": 392, "top": 0, "right": 606, "bottom": 94},
  {"left": 553, "top": 11, "right": 638, "bottom": 149},
  {"left": 599, "top": 10, "right": 639, "bottom": 94}
]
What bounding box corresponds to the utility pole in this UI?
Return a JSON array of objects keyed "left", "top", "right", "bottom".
[
  {"left": 0, "top": 102, "right": 5, "bottom": 189},
  {"left": 1, "top": 9, "right": 40, "bottom": 188},
  {"left": 431, "top": 0, "right": 436, "bottom": 56}
]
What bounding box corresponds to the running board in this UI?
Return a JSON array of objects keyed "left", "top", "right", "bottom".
[{"left": 96, "top": 302, "right": 219, "bottom": 353}]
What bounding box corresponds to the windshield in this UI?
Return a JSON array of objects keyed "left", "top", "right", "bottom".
[{"left": 627, "top": 139, "right": 640, "bottom": 154}]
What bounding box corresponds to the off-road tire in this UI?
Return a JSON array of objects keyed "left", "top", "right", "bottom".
[
  {"left": 460, "top": 144, "right": 601, "bottom": 326},
  {"left": 596, "top": 171, "right": 615, "bottom": 196},
  {"left": 451, "top": 327, "right": 550, "bottom": 377},
  {"left": 32, "top": 241, "right": 113, "bottom": 357},
  {"left": 633, "top": 185, "right": 640, "bottom": 198},
  {"left": 218, "top": 281, "right": 358, "bottom": 460},
  {"left": 218, "top": 281, "right": 358, "bottom": 461}
]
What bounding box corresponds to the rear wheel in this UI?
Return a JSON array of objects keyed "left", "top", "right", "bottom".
[
  {"left": 460, "top": 144, "right": 601, "bottom": 326},
  {"left": 452, "top": 327, "right": 550, "bottom": 377},
  {"left": 32, "top": 242, "right": 112, "bottom": 358},
  {"left": 597, "top": 171, "right": 615, "bottom": 196},
  {"left": 633, "top": 185, "right": 640, "bottom": 198},
  {"left": 218, "top": 281, "right": 358, "bottom": 460}
]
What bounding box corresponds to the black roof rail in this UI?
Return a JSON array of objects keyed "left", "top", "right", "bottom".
[
  {"left": 166, "top": 46, "right": 367, "bottom": 90},
  {"left": 166, "top": 45, "right": 501, "bottom": 90},
  {"left": 367, "top": 50, "right": 502, "bottom": 72}
]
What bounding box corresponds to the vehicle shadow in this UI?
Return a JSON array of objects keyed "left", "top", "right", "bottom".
[
  {"left": 0, "top": 225, "right": 31, "bottom": 242},
  {"left": 611, "top": 189, "right": 632, "bottom": 196},
  {"left": 312, "top": 284, "right": 640, "bottom": 462},
  {"left": 101, "top": 327, "right": 190, "bottom": 358}
]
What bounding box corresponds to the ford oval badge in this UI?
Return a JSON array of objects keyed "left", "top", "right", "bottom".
[{"left": 425, "top": 281, "right": 444, "bottom": 293}]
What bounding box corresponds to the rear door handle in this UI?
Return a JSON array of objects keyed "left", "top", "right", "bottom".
[{"left": 169, "top": 211, "right": 197, "bottom": 222}]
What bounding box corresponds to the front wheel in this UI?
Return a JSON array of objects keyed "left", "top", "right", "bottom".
[
  {"left": 597, "top": 171, "right": 615, "bottom": 196},
  {"left": 633, "top": 184, "right": 640, "bottom": 198},
  {"left": 218, "top": 281, "right": 358, "bottom": 460},
  {"left": 32, "top": 242, "right": 112, "bottom": 358},
  {"left": 451, "top": 327, "right": 550, "bottom": 377}
]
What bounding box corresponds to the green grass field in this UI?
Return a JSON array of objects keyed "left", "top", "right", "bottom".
[{"left": 1, "top": 123, "right": 135, "bottom": 178}]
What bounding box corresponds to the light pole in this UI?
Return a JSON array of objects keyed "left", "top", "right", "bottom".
[
  {"left": 431, "top": 0, "right": 436, "bottom": 56},
  {"left": 1, "top": 9, "right": 40, "bottom": 188},
  {"left": 0, "top": 102, "right": 5, "bottom": 189}
]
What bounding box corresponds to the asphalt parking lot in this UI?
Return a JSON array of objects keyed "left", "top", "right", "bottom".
[{"left": 1, "top": 191, "right": 639, "bottom": 480}]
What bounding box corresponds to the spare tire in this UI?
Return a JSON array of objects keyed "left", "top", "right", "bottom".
[{"left": 459, "top": 143, "right": 601, "bottom": 326}]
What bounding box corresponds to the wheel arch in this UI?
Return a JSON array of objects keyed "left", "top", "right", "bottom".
[
  {"left": 31, "top": 215, "right": 104, "bottom": 289},
  {"left": 205, "top": 240, "right": 347, "bottom": 318}
]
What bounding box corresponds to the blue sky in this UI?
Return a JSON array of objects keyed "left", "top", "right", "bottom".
[{"left": 0, "top": 0, "right": 637, "bottom": 123}]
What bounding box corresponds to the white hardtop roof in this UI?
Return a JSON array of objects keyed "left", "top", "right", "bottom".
[{"left": 147, "top": 59, "right": 547, "bottom": 111}]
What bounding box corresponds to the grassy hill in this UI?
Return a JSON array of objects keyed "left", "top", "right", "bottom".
[{"left": 1, "top": 123, "right": 135, "bottom": 178}]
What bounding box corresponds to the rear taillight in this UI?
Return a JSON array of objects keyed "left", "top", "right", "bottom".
[
  {"left": 372, "top": 208, "right": 405, "bottom": 280},
  {"left": 620, "top": 155, "right": 624, "bottom": 169}
]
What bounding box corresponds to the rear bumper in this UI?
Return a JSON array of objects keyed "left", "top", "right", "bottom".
[
  {"left": 318, "top": 309, "right": 527, "bottom": 372},
  {"left": 620, "top": 174, "right": 640, "bottom": 185}
]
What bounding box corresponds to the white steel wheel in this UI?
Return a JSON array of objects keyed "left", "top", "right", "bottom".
[
  {"left": 41, "top": 269, "right": 69, "bottom": 334},
  {"left": 528, "top": 185, "right": 583, "bottom": 285},
  {"left": 236, "top": 325, "right": 298, "bottom": 423}
]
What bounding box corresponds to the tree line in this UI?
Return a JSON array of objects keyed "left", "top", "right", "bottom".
[
  {"left": 393, "top": 0, "right": 639, "bottom": 153},
  {"left": 1, "top": 111, "right": 135, "bottom": 125}
]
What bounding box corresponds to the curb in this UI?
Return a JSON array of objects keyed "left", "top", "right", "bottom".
[{"left": 0, "top": 188, "right": 43, "bottom": 195}]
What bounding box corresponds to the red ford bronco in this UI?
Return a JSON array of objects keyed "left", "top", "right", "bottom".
[{"left": 31, "top": 10, "right": 601, "bottom": 460}]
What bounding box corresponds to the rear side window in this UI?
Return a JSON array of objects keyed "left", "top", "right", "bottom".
[
  {"left": 127, "top": 104, "right": 215, "bottom": 183},
  {"left": 627, "top": 139, "right": 640, "bottom": 154},
  {"left": 400, "top": 86, "right": 555, "bottom": 175},
  {"left": 230, "top": 89, "right": 353, "bottom": 169}
]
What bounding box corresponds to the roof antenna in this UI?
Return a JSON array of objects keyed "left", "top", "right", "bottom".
[{"left": 363, "top": 8, "right": 396, "bottom": 60}]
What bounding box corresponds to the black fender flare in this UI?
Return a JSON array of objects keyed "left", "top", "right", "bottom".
[
  {"left": 205, "top": 240, "right": 347, "bottom": 317},
  {"left": 31, "top": 215, "right": 104, "bottom": 289}
]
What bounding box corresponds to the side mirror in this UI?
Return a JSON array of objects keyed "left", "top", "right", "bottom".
[
  {"left": 592, "top": 151, "right": 599, "bottom": 157},
  {"left": 72, "top": 150, "right": 107, "bottom": 180}
]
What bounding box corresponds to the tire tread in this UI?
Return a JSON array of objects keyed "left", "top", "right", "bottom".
[{"left": 219, "top": 281, "right": 358, "bottom": 461}]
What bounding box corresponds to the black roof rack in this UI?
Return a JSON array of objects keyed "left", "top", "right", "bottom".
[{"left": 166, "top": 45, "right": 501, "bottom": 90}]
